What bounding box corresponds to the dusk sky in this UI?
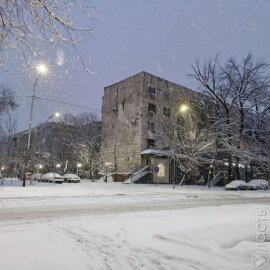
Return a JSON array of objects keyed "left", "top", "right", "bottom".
[{"left": 1, "top": 0, "right": 270, "bottom": 131}]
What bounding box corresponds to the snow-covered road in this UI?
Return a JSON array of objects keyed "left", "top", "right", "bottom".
[{"left": 0, "top": 182, "right": 269, "bottom": 270}]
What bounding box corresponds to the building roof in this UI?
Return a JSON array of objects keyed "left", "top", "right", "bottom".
[{"left": 104, "top": 71, "right": 204, "bottom": 97}]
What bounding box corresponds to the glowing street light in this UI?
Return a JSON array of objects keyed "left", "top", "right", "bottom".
[
  {"left": 54, "top": 112, "right": 60, "bottom": 118},
  {"left": 36, "top": 63, "right": 48, "bottom": 75},
  {"left": 47, "top": 112, "right": 61, "bottom": 122},
  {"left": 76, "top": 163, "right": 82, "bottom": 175},
  {"left": 179, "top": 104, "right": 189, "bottom": 113},
  {"left": 56, "top": 164, "right": 61, "bottom": 169}
]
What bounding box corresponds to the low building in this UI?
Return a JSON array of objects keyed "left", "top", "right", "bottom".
[{"left": 0, "top": 121, "right": 101, "bottom": 177}]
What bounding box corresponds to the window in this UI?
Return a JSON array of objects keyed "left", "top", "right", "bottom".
[
  {"left": 147, "top": 139, "right": 155, "bottom": 148},
  {"left": 163, "top": 107, "right": 171, "bottom": 117},
  {"left": 148, "top": 103, "right": 156, "bottom": 114},
  {"left": 148, "top": 121, "right": 155, "bottom": 132},
  {"left": 148, "top": 86, "right": 156, "bottom": 97},
  {"left": 164, "top": 92, "right": 170, "bottom": 100},
  {"left": 113, "top": 106, "right": 118, "bottom": 113}
]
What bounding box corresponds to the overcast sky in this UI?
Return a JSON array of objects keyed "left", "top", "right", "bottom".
[{"left": 1, "top": 0, "right": 270, "bottom": 131}]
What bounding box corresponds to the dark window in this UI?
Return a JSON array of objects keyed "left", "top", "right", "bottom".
[
  {"left": 148, "top": 103, "right": 156, "bottom": 114},
  {"left": 164, "top": 92, "right": 170, "bottom": 100},
  {"left": 147, "top": 121, "right": 155, "bottom": 132},
  {"left": 147, "top": 139, "right": 155, "bottom": 148},
  {"left": 12, "top": 137, "right": 17, "bottom": 146},
  {"left": 148, "top": 86, "right": 156, "bottom": 96},
  {"left": 164, "top": 107, "right": 171, "bottom": 117}
]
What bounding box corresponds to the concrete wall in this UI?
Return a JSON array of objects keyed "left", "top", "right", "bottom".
[
  {"left": 100, "top": 73, "right": 144, "bottom": 173},
  {"left": 100, "top": 71, "right": 206, "bottom": 174}
]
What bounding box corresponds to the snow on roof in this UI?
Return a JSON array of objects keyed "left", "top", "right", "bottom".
[
  {"left": 141, "top": 148, "right": 186, "bottom": 159},
  {"left": 141, "top": 148, "right": 170, "bottom": 156}
]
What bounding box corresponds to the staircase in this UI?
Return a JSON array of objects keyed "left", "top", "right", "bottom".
[
  {"left": 209, "top": 171, "right": 228, "bottom": 187},
  {"left": 123, "top": 165, "right": 150, "bottom": 184}
]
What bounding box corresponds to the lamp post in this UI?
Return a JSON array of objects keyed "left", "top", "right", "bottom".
[
  {"left": 23, "top": 63, "right": 48, "bottom": 187},
  {"left": 172, "top": 104, "right": 189, "bottom": 189},
  {"left": 27, "top": 63, "right": 48, "bottom": 150}
]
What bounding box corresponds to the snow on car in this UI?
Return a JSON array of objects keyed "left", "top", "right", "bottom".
[
  {"left": 62, "top": 174, "right": 80, "bottom": 183},
  {"left": 42, "top": 173, "right": 64, "bottom": 184},
  {"left": 247, "top": 179, "right": 269, "bottom": 190},
  {"left": 31, "top": 173, "right": 43, "bottom": 182},
  {"left": 225, "top": 180, "right": 247, "bottom": 190}
]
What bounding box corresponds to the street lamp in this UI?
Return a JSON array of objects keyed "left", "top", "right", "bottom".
[
  {"left": 77, "top": 163, "right": 82, "bottom": 175},
  {"left": 173, "top": 103, "right": 189, "bottom": 189},
  {"left": 36, "top": 63, "right": 48, "bottom": 75},
  {"left": 56, "top": 163, "right": 61, "bottom": 169},
  {"left": 47, "top": 112, "right": 61, "bottom": 122},
  {"left": 179, "top": 104, "right": 189, "bottom": 113},
  {"left": 27, "top": 62, "right": 49, "bottom": 150}
]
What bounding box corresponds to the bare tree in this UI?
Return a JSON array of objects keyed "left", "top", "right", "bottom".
[
  {"left": 0, "top": 0, "right": 97, "bottom": 70},
  {"left": 190, "top": 53, "right": 270, "bottom": 181},
  {"left": 0, "top": 85, "right": 18, "bottom": 179}
]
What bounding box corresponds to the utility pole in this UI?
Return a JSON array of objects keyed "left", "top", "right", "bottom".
[
  {"left": 27, "top": 77, "right": 39, "bottom": 150},
  {"left": 22, "top": 63, "right": 48, "bottom": 187}
]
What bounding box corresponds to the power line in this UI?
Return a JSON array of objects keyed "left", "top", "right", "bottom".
[
  {"left": 36, "top": 99, "right": 49, "bottom": 115},
  {"left": 28, "top": 95, "right": 101, "bottom": 112}
]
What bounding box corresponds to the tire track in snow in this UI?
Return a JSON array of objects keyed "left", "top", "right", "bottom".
[{"left": 56, "top": 225, "right": 212, "bottom": 270}]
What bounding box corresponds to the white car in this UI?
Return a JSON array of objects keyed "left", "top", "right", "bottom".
[
  {"left": 63, "top": 173, "right": 81, "bottom": 183},
  {"left": 42, "top": 173, "right": 64, "bottom": 184},
  {"left": 247, "top": 179, "right": 268, "bottom": 190},
  {"left": 225, "top": 180, "right": 247, "bottom": 190}
]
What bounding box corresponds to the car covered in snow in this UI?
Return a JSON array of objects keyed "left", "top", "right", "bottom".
[
  {"left": 42, "top": 173, "right": 64, "bottom": 184},
  {"left": 247, "top": 179, "right": 268, "bottom": 190},
  {"left": 225, "top": 180, "right": 247, "bottom": 190},
  {"left": 31, "top": 173, "right": 43, "bottom": 182},
  {"left": 62, "top": 173, "right": 81, "bottom": 183}
]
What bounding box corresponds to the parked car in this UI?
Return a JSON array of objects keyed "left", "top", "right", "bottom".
[
  {"left": 31, "top": 173, "right": 43, "bottom": 182},
  {"left": 225, "top": 180, "right": 247, "bottom": 190},
  {"left": 63, "top": 173, "right": 81, "bottom": 183},
  {"left": 247, "top": 179, "right": 269, "bottom": 190},
  {"left": 42, "top": 173, "right": 64, "bottom": 184}
]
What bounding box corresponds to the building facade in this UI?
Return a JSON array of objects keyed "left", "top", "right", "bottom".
[
  {"left": 100, "top": 71, "right": 207, "bottom": 182},
  {"left": 0, "top": 121, "right": 101, "bottom": 177}
]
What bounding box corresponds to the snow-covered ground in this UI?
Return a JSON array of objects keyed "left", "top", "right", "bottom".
[{"left": 0, "top": 181, "right": 269, "bottom": 270}]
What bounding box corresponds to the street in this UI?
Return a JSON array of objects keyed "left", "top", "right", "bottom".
[{"left": 0, "top": 182, "right": 269, "bottom": 270}]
